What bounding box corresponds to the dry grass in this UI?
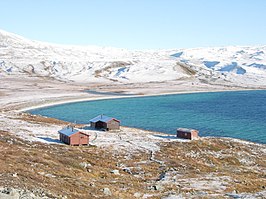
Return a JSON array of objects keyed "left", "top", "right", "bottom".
[
  {"left": 0, "top": 131, "right": 157, "bottom": 198},
  {"left": 94, "top": 61, "right": 130, "bottom": 78},
  {"left": 17, "top": 113, "right": 69, "bottom": 125},
  {"left": 0, "top": 130, "right": 265, "bottom": 198},
  {"left": 176, "top": 62, "right": 197, "bottom": 76},
  {"left": 156, "top": 138, "right": 266, "bottom": 194}
]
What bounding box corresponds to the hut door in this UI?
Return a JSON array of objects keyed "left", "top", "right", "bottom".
[
  {"left": 80, "top": 134, "right": 84, "bottom": 145},
  {"left": 95, "top": 121, "right": 104, "bottom": 129}
]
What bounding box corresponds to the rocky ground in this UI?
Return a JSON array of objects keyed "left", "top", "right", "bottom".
[
  {"left": 0, "top": 128, "right": 265, "bottom": 198},
  {"left": 0, "top": 76, "right": 265, "bottom": 198}
]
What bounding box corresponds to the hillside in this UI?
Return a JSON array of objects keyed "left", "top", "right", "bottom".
[
  {"left": 1, "top": 29, "right": 266, "bottom": 87},
  {"left": 0, "top": 127, "right": 265, "bottom": 199}
]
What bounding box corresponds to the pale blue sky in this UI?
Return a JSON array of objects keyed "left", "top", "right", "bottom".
[{"left": 1, "top": 0, "right": 265, "bottom": 49}]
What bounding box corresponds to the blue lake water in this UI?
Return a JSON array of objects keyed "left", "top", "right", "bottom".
[{"left": 29, "top": 90, "right": 266, "bottom": 144}]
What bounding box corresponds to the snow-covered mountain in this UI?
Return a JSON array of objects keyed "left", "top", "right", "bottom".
[
  {"left": 169, "top": 46, "right": 266, "bottom": 86},
  {"left": 1, "top": 29, "right": 266, "bottom": 86}
]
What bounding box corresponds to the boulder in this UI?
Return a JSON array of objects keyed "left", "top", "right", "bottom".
[
  {"left": 110, "top": 169, "right": 120, "bottom": 175},
  {"left": 102, "top": 188, "right": 112, "bottom": 196}
]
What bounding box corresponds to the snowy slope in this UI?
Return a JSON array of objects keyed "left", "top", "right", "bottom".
[
  {"left": 168, "top": 46, "right": 266, "bottom": 86},
  {"left": 170, "top": 46, "right": 266, "bottom": 75},
  {"left": 1, "top": 29, "right": 266, "bottom": 86}
]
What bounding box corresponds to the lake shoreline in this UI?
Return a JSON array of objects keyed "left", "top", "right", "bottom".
[
  {"left": 19, "top": 87, "right": 264, "bottom": 112},
  {"left": 0, "top": 76, "right": 265, "bottom": 145},
  {"left": 27, "top": 89, "right": 266, "bottom": 145}
]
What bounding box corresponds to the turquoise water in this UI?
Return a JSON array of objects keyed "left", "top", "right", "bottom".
[{"left": 29, "top": 90, "right": 266, "bottom": 144}]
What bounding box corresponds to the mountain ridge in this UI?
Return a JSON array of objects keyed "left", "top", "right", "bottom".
[{"left": 1, "top": 29, "right": 266, "bottom": 86}]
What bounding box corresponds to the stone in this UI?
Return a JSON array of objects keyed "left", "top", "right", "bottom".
[
  {"left": 133, "top": 192, "right": 142, "bottom": 198},
  {"left": 79, "top": 162, "right": 91, "bottom": 169},
  {"left": 110, "top": 169, "right": 120, "bottom": 175},
  {"left": 1, "top": 187, "right": 11, "bottom": 194},
  {"left": 9, "top": 189, "right": 20, "bottom": 198},
  {"left": 0, "top": 188, "right": 22, "bottom": 199},
  {"left": 158, "top": 172, "right": 166, "bottom": 180},
  {"left": 152, "top": 185, "right": 164, "bottom": 191},
  {"left": 122, "top": 168, "right": 132, "bottom": 174},
  {"left": 103, "top": 188, "right": 112, "bottom": 196}
]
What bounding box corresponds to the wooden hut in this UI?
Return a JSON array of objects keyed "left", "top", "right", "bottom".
[
  {"left": 177, "top": 128, "right": 199, "bottom": 140},
  {"left": 58, "top": 126, "right": 89, "bottom": 146},
  {"left": 89, "top": 115, "right": 120, "bottom": 131}
]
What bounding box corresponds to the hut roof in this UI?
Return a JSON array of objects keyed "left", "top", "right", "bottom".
[
  {"left": 177, "top": 128, "right": 198, "bottom": 133},
  {"left": 89, "top": 115, "right": 120, "bottom": 123},
  {"left": 58, "top": 127, "right": 79, "bottom": 136}
]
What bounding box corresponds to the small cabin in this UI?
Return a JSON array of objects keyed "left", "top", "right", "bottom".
[
  {"left": 58, "top": 126, "right": 89, "bottom": 146},
  {"left": 177, "top": 128, "right": 199, "bottom": 140},
  {"left": 89, "top": 115, "right": 120, "bottom": 131}
]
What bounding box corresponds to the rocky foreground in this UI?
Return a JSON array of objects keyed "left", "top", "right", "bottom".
[{"left": 0, "top": 124, "right": 265, "bottom": 198}]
